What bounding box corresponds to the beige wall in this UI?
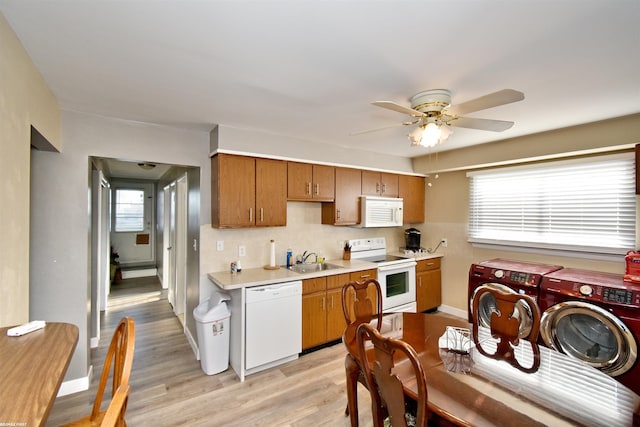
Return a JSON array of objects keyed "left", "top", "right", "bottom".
[
  {"left": 413, "top": 114, "right": 640, "bottom": 315},
  {"left": 0, "top": 13, "right": 61, "bottom": 326}
]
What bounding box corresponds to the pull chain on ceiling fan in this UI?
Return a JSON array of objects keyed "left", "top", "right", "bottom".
[{"left": 355, "top": 88, "right": 525, "bottom": 148}]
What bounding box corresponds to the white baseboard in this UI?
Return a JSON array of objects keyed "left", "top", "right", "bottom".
[
  {"left": 185, "top": 324, "right": 199, "bottom": 359},
  {"left": 57, "top": 365, "right": 92, "bottom": 397},
  {"left": 157, "top": 273, "right": 168, "bottom": 289},
  {"left": 437, "top": 304, "right": 467, "bottom": 320},
  {"left": 121, "top": 268, "right": 157, "bottom": 279}
]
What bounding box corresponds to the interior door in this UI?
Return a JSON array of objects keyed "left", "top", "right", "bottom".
[
  {"left": 174, "top": 175, "right": 187, "bottom": 318},
  {"left": 99, "top": 174, "right": 110, "bottom": 312},
  {"left": 162, "top": 185, "right": 171, "bottom": 290},
  {"left": 165, "top": 183, "right": 177, "bottom": 308}
]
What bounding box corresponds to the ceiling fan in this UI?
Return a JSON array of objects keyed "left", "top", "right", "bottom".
[{"left": 356, "top": 88, "right": 525, "bottom": 148}]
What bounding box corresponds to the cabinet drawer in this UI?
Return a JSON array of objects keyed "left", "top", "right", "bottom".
[
  {"left": 416, "top": 258, "right": 441, "bottom": 272},
  {"left": 350, "top": 269, "right": 377, "bottom": 282},
  {"left": 302, "top": 277, "right": 326, "bottom": 294},
  {"left": 326, "top": 273, "right": 350, "bottom": 290}
]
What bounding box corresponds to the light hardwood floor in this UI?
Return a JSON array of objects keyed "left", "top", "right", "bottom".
[{"left": 46, "top": 276, "right": 373, "bottom": 426}]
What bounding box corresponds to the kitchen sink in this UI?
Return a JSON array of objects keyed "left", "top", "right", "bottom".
[{"left": 288, "top": 263, "right": 343, "bottom": 274}]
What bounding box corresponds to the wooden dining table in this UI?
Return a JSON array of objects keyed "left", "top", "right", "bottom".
[
  {"left": 0, "top": 322, "right": 79, "bottom": 427},
  {"left": 346, "top": 312, "right": 640, "bottom": 427}
]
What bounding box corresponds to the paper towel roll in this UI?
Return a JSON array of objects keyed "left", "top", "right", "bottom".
[{"left": 269, "top": 240, "right": 276, "bottom": 267}]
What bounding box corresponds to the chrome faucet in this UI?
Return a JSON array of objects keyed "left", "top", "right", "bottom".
[{"left": 301, "top": 251, "right": 318, "bottom": 264}]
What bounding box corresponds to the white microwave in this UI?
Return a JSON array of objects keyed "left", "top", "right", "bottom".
[{"left": 357, "top": 196, "right": 403, "bottom": 228}]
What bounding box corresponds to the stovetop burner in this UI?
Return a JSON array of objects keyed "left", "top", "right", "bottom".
[
  {"left": 347, "top": 237, "right": 415, "bottom": 268},
  {"left": 361, "top": 254, "right": 408, "bottom": 263}
]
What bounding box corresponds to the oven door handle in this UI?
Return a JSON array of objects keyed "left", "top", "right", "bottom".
[{"left": 378, "top": 261, "right": 417, "bottom": 272}]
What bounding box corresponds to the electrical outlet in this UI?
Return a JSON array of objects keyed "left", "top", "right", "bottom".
[
  {"left": 441, "top": 238, "right": 448, "bottom": 247},
  {"left": 216, "top": 240, "right": 224, "bottom": 251},
  {"left": 239, "top": 245, "right": 246, "bottom": 257}
]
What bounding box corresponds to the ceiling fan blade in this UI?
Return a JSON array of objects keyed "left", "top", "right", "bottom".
[
  {"left": 446, "top": 89, "right": 524, "bottom": 116},
  {"left": 350, "top": 122, "right": 411, "bottom": 136},
  {"left": 372, "top": 101, "right": 425, "bottom": 117},
  {"left": 450, "top": 117, "right": 514, "bottom": 132}
]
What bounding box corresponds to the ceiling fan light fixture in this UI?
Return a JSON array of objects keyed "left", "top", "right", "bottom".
[
  {"left": 420, "top": 122, "right": 441, "bottom": 147},
  {"left": 409, "top": 122, "right": 445, "bottom": 148}
]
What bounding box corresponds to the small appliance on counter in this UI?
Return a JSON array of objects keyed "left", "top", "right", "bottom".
[{"left": 404, "top": 228, "right": 422, "bottom": 251}]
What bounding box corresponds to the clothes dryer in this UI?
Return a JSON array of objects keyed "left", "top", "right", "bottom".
[
  {"left": 468, "top": 259, "right": 563, "bottom": 337},
  {"left": 539, "top": 268, "right": 640, "bottom": 395}
]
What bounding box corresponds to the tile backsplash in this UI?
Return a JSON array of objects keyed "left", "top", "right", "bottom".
[{"left": 201, "top": 201, "right": 407, "bottom": 274}]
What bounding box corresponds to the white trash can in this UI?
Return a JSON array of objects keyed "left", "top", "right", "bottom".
[{"left": 193, "top": 296, "right": 231, "bottom": 375}]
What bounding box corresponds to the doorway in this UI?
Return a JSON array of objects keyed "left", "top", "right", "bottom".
[{"left": 90, "top": 157, "right": 198, "bottom": 345}]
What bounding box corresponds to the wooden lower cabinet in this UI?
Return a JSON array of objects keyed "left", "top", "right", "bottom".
[
  {"left": 416, "top": 258, "right": 442, "bottom": 312},
  {"left": 302, "top": 271, "right": 368, "bottom": 350}
]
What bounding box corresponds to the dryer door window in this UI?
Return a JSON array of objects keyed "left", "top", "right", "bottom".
[{"left": 541, "top": 301, "right": 638, "bottom": 376}]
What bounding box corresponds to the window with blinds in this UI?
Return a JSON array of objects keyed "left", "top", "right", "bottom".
[{"left": 467, "top": 153, "right": 636, "bottom": 255}]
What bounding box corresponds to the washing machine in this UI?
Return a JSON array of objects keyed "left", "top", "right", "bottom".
[
  {"left": 468, "top": 259, "right": 563, "bottom": 337},
  {"left": 539, "top": 268, "right": 640, "bottom": 395}
]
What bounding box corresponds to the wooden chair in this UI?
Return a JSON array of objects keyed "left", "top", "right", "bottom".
[
  {"left": 61, "top": 317, "right": 135, "bottom": 427},
  {"left": 356, "top": 322, "right": 429, "bottom": 427},
  {"left": 100, "top": 384, "right": 130, "bottom": 427},
  {"left": 471, "top": 285, "right": 541, "bottom": 372},
  {"left": 341, "top": 278, "right": 383, "bottom": 427}
]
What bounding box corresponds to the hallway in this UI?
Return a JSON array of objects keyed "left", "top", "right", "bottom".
[{"left": 46, "top": 276, "right": 366, "bottom": 426}]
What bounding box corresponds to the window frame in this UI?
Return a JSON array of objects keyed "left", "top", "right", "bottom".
[{"left": 112, "top": 187, "right": 147, "bottom": 233}]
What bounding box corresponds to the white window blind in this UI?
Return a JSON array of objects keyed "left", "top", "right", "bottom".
[{"left": 468, "top": 153, "right": 636, "bottom": 255}]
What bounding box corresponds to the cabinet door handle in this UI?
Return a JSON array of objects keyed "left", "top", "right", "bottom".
[
  {"left": 360, "top": 274, "right": 371, "bottom": 279},
  {"left": 336, "top": 209, "right": 341, "bottom": 219},
  {"left": 307, "top": 182, "right": 312, "bottom": 195},
  {"left": 322, "top": 297, "right": 326, "bottom": 311},
  {"left": 260, "top": 207, "right": 264, "bottom": 222},
  {"left": 314, "top": 183, "right": 319, "bottom": 195},
  {"left": 382, "top": 183, "right": 386, "bottom": 194},
  {"left": 249, "top": 208, "right": 253, "bottom": 222}
]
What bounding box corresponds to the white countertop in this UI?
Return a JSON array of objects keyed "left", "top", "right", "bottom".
[
  {"left": 207, "top": 253, "right": 442, "bottom": 290},
  {"left": 388, "top": 251, "right": 444, "bottom": 262}
]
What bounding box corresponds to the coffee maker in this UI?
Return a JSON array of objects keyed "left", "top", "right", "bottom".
[{"left": 404, "top": 228, "right": 422, "bottom": 251}]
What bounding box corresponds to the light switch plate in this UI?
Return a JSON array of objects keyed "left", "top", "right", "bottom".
[
  {"left": 239, "top": 245, "right": 246, "bottom": 257},
  {"left": 216, "top": 240, "right": 224, "bottom": 251}
]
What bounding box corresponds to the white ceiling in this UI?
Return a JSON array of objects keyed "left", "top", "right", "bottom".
[{"left": 2, "top": 0, "right": 639, "bottom": 159}]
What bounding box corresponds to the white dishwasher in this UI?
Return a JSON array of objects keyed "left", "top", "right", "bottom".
[{"left": 245, "top": 280, "right": 302, "bottom": 371}]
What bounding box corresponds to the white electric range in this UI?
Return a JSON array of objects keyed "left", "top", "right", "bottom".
[{"left": 347, "top": 237, "right": 417, "bottom": 312}]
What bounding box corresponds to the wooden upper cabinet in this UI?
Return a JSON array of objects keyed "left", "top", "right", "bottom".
[
  {"left": 212, "top": 154, "right": 255, "bottom": 228},
  {"left": 256, "top": 158, "right": 287, "bottom": 226},
  {"left": 362, "top": 171, "right": 399, "bottom": 198},
  {"left": 322, "top": 167, "right": 361, "bottom": 225},
  {"left": 211, "top": 154, "right": 286, "bottom": 228},
  {"left": 398, "top": 175, "right": 425, "bottom": 224},
  {"left": 287, "top": 162, "right": 335, "bottom": 202}
]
